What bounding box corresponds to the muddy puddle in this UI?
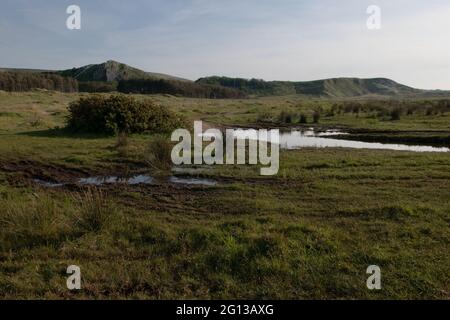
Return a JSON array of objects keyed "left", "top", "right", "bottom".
[
  {"left": 78, "top": 175, "right": 154, "bottom": 186},
  {"left": 34, "top": 173, "right": 218, "bottom": 188}
]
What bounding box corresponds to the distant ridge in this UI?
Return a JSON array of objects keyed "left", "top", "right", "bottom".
[{"left": 196, "top": 76, "right": 433, "bottom": 98}]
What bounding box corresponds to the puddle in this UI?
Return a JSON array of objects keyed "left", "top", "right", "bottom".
[
  {"left": 34, "top": 174, "right": 217, "bottom": 187},
  {"left": 172, "top": 167, "right": 213, "bottom": 174},
  {"left": 127, "top": 175, "right": 154, "bottom": 185},
  {"left": 79, "top": 176, "right": 120, "bottom": 185},
  {"left": 78, "top": 175, "right": 154, "bottom": 186},
  {"left": 169, "top": 176, "right": 218, "bottom": 186},
  {"left": 234, "top": 129, "right": 450, "bottom": 153},
  {"left": 33, "top": 179, "right": 65, "bottom": 188}
]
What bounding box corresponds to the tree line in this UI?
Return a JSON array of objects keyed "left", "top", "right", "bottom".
[
  {"left": 0, "top": 71, "right": 246, "bottom": 98},
  {"left": 0, "top": 71, "right": 78, "bottom": 92},
  {"left": 117, "top": 79, "right": 246, "bottom": 98}
]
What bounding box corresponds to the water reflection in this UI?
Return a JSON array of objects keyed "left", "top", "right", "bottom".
[
  {"left": 234, "top": 129, "right": 449, "bottom": 153},
  {"left": 169, "top": 176, "right": 218, "bottom": 186}
]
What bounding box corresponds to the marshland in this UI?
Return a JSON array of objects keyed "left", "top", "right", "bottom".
[{"left": 0, "top": 89, "right": 449, "bottom": 299}]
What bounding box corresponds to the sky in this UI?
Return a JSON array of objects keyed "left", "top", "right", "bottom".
[{"left": 1, "top": 0, "right": 450, "bottom": 89}]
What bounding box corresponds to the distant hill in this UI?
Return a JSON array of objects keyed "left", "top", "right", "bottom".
[
  {"left": 2, "top": 61, "right": 450, "bottom": 98},
  {"left": 58, "top": 60, "right": 188, "bottom": 82},
  {"left": 196, "top": 76, "right": 430, "bottom": 98}
]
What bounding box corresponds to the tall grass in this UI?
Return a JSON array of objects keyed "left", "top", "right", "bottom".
[
  {"left": 72, "top": 188, "right": 113, "bottom": 233},
  {"left": 0, "top": 188, "right": 116, "bottom": 251},
  {"left": 0, "top": 194, "right": 72, "bottom": 250},
  {"left": 144, "top": 135, "right": 173, "bottom": 172}
]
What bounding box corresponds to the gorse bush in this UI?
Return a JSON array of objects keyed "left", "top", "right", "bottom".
[{"left": 67, "top": 94, "right": 185, "bottom": 134}]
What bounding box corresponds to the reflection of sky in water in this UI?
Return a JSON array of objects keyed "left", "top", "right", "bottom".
[
  {"left": 37, "top": 175, "right": 218, "bottom": 187},
  {"left": 169, "top": 176, "right": 218, "bottom": 186},
  {"left": 78, "top": 175, "right": 154, "bottom": 186},
  {"left": 128, "top": 175, "right": 153, "bottom": 185},
  {"left": 232, "top": 130, "right": 449, "bottom": 153}
]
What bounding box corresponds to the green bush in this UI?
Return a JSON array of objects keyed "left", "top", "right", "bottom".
[
  {"left": 278, "top": 110, "right": 294, "bottom": 124},
  {"left": 256, "top": 112, "right": 273, "bottom": 123},
  {"left": 313, "top": 111, "right": 320, "bottom": 123},
  {"left": 299, "top": 113, "right": 307, "bottom": 124},
  {"left": 67, "top": 94, "right": 185, "bottom": 134},
  {"left": 390, "top": 108, "right": 402, "bottom": 121}
]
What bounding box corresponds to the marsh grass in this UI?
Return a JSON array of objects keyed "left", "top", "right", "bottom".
[
  {"left": 0, "top": 193, "right": 73, "bottom": 250},
  {"left": 0, "top": 188, "right": 116, "bottom": 252},
  {"left": 72, "top": 188, "right": 113, "bottom": 233},
  {"left": 144, "top": 135, "right": 173, "bottom": 172}
]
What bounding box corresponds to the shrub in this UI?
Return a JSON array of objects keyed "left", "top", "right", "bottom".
[
  {"left": 256, "top": 112, "right": 273, "bottom": 123},
  {"left": 313, "top": 111, "right": 320, "bottom": 123},
  {"left": 299, "top": 114, "right": 307, "bottom": 124},
  {"left": 278, "top": 111, "right": 294, "bottom": 124},
  {"left": 390, "top": 108, "right": 402, "bottom": 121},
  {"left": 67, "top": 94, "right": 185, "bottom": 134}
]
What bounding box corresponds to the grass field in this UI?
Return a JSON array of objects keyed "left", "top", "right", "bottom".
[{"left": 0, "top": 90, "right": 449, "bottom": 299}]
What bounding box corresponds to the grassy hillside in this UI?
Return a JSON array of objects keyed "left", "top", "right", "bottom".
[
  {"left": 296, "top": 78, "right": 419, "bottom": 97},
  {"left": 58, "top": 60, "right": 188, "bottom": 82},
  {"left": 1, "top": 61, "right": 188, "bottom": 83},
  {"left": 196, "top": 76, "right": 434, "bottom": 98}
]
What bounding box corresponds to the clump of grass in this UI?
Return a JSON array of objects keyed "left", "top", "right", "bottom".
[
  {"left": 115, "top": 132, "right": 129, "bottom": 157},
  {"left": 29, "top": 112, "right": 43, "bottom": 127},
  {"left": 144, "top": 135, "right": 173, "bottom": 172},
  {"left": 72, "top": 188, "right": 112, "bottom": 233},
  {"left": 0, "top": 194, "right": 72, "bottom": 250}
]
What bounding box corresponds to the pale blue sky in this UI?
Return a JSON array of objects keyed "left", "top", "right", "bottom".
[{"left": 1, "top": 0, "right": 450, "bottom": 89}]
